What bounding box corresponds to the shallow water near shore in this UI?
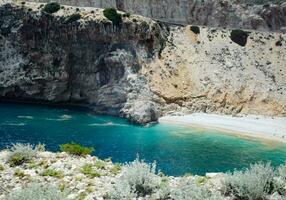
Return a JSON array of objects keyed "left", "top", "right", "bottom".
[{"left": 0, "top": 102, "right": 286, "bottom": 176}]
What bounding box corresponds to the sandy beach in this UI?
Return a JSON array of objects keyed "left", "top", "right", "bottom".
[{"left": 159, "top": 113, "right": 286, "bottom": 143}]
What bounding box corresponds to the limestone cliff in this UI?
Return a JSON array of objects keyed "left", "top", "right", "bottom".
[
  {"left": 0, "top": 2, "right": 166, "bottom": 123},
  {"left": 148, "top": 26, "right": 286, "bottom": 116},
  {"left": 0, "top": 2, "right": 285, "bottom": 124},
  {"left": 27, "top": 0, "right": 286, "bottom": 33}
]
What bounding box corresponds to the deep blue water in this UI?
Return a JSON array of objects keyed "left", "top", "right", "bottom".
[{"left": 0, "top": 102, "right": 286, "bottom": 176}]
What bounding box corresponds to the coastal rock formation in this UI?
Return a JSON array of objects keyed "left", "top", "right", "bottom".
[
  {"left": 0, "top": 2, "right": 165, "bottom": 124},
  {"left": 149, "top": 26, "right": 286, "bottom": 117},
  {"left": 0, "top": 2, "right": 285, "bottom": 124},
  {"left": 29, "top": 0, "right": 286, "bottom": 32}
]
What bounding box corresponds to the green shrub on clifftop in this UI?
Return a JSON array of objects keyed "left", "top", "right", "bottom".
[
  {"left": 81, "top": 164, "right": 101, "bottom": 178},
  {"left": 230, "top": 29, "right": 249, "bottom": 46},
  {"left": 103, "top": 8, "right": 122, "bottom": 26},
  {"left": 41, "top": 168, "right": 63, "bottom": 178},
  {"left": 59, "top": 142, "right": 94, "bottom": 156},
  {"left": 190, "top": 26, "right": 200, "bottom": 34},
  {"left": 42, "top": 2, "right": 61, "bottom": 14}
]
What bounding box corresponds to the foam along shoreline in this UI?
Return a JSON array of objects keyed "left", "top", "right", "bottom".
[{"left": 159, "top": 113, "right": 286, "bottom": 143}]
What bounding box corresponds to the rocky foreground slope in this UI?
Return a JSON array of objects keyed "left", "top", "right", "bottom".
[
  {"left": 0, "top": 2, "right": 285, "bottom": 124},
  {"left": 0, "top": 145, "right": 286, "bottom": 200}
]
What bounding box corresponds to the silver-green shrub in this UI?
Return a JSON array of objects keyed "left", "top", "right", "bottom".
[
  {"left": 171, "top": 178, "right": 224, "bottom": 200},
  {"left": 109, "top": 157, "right": 170, "bottom": 199},
  {"left": 7, "top": 183, "right": 68, "bottom": 200},
  {"left": 222, "top": 162, "right": 275, "bottom": 200},
  {"left": 35, "top": 143, "right": 46, "bottom": 152},
  {"left": 274, "top": 163, "right": 286, "bottom": 196},
  {"left": 7, "top": 143, "right": 39, "bottom": 166}
]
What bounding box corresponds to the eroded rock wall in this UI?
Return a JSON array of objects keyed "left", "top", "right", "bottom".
[
  {"left": 147, "top": 26, "right": 286, "bottom": 116},
  {"left": 27, "top": 0, "right": 286, "bottom": 32},
  {"left": 0, "top": 2, "right": 166, "bottom": 123},
  {"left": 0, "top": 2, "right": 285, "bottom": 124}
]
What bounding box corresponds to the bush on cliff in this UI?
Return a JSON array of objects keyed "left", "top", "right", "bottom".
[
  {"left": 221, "top": 162, "right": 275, "bottom": 200},
  {"left": 109, "top": 157, "right": 170, "bottom": 199},
  {"left": 64, "top": 13, "right": 81, "bottom": 24},
  {"left": 230, "top": 29, "right": 249, "bottom": 46},
  {"left": 42, "top": 2, "right": 61, "bottom": 14},
  {"left": 59, "top": 142, "right": 94, "bottom": 156},
  {"left": 8, "top": 143, "right": 42, "bottom": 166},
  {"left": 170, "top": 178, "right": 224, "bottom": 200},
  {"left": 103, "top": 8, "right": 122, "bottom": 26},
  {"left": 275, "top": 163, "right": 286, "bottom": 196},
  {"left": 7, "top": 183, "right": 68, "bottom": 200},
  {"left": 190, "top": 25, "right": 200, "bottom": 34}
]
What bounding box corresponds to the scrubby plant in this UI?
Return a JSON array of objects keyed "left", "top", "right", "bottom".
[
  {"left": 95, "top": 160, "right": 106, "bottom": 169},
  {"left": 14, "top": 168, "right": 26, "bottom": 178},
  {"left": 0, "top": 164, "right": 4, "bottom": 171},
  {"left": 110, "top": 163, "right": 121, "bottom": 175},
  {"left": 81, "top": 164, "right": 101, "bottom": 178},
  {"left": 35, "top": 143, "right": 45, "bottom": 152},
  {"left": 8, "top": 143, "right": 38, "bottom": 166},
  {"left": 171, "top": 178, "right": 224, "bottom": 200},
  {"left": 122, "top": 12, "right": 131, "bottom": 18},
  {"left": 103, "top": 8, "right": 122, "bottom": 26},
  {"left": 41, "top": 168, "right": 63, "bottom": 178},
  {"left": 276, "top": 40, "right": 282, "bottom": 46},
  {"left": 42, "top": 2, "right": 61, "bottom": 14},
  {"left": 64, "top": 13, "right": 81, "bottom": 24},
  {"left": 190, "top": 25, "right": 200, "bottom": 34},
  {"left": 78, "top": 191, "right": 87, "bottom": 200},
  {"left": 195, "top": 176, "right": 210, "bottom": 185},
  {"left": 109, "top": 157, "right": 170, "bottom": 199},
  {"left": 222, "top": 162, "right": 275, "bottom": 200},
  {"left": 58, "top": 183, "right": 66, "bottom": 192},
  {"left": 59, "top": 142, "right": 94, "bottom": 156},
  {"left": 7, "top": 183, "right": 68, "bottom": 200},
  {"left": 183, "top": 172, "right": 192, "bottom": 177},
  {"left": 274, "top": 162, "right": 286, "bottom": 196},
  {"left": 230, "top": 29, "right": 249, "bottom": 46}
]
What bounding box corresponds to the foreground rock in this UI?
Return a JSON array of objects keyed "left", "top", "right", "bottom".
[
  {"left": 1, "top": 148, "right": 285, "bottom": 200},
  {"left": 0, "top": 2, "right": 285, "bottom": 124},
  {"left": 0, "top": 151, "right": 116, "bottom": 199},
  {"left": 0, "top": 150, "right": 224, "bottom": 200}
]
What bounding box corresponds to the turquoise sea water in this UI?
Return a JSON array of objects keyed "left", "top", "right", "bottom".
[{"left": 0, "top": 102, "right": 286, "bottom": 176}]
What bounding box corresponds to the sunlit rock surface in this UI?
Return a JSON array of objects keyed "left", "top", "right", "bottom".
[{"left": 0, "top": 2, "right": 285, "bottom": 124}]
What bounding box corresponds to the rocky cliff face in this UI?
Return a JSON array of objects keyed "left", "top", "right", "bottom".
[
  {"left": 0, "top": 2, "right": 166, "bottom": 124},
  {"left": 0, "top": 2, "right": 285, "bottom": 124},
  {"left": 147, "top": 26, "right": 286, "bottom": 117},
  {"left": 29, "top": 0, "right": 286, "bottom": 32}
]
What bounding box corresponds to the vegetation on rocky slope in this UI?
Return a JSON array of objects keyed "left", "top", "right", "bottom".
[
  {"left": 0, "top": 143, "right": 286, "bottom": 200},
  {"left": 103, "top": 8, "right": 122, "bottom": 26}
]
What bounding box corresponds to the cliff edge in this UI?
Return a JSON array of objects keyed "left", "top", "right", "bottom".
[{"left": 0, "top": 2, "right": 285, "bottom": 124}]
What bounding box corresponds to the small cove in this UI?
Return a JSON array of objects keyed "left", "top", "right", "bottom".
[{"left": 0, "top": 102, "right": 286, "bottom": 176}]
